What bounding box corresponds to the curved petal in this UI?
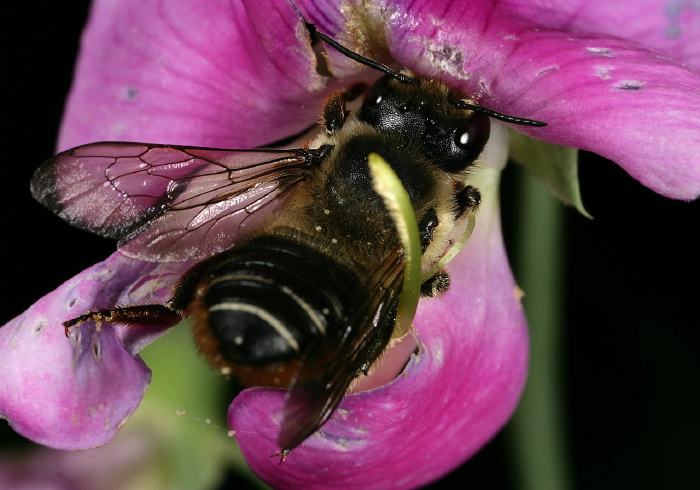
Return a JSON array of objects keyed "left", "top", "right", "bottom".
[
  {"left": 501, "top": 0, "right": 700, "bottom": 70},
  {"left": 0, "top": 430, "right": 158, "bottom": 490},
  {"left": 297, "top": 0, "right": 700, "bottom": 200},
  {"left": 19, "top": 0, "right": 694, "bottom": 475},
  {"left": 229, "top": 125, "right": 528, "bottom": 488},
  {"left": 61, "top": 0, "right": 700, "bottom": 198},
  {"left": 0, "top": 253, "right": 189, "bottom": 449},
  {"left": 58, "top": 0, "right": 330, "bottom": 150}
]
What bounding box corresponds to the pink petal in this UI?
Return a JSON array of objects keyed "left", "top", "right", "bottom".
[
  {"left": 61, "top": 0, "right": 700, "bottom": 199},
  {"left": 298, "top": 0, "right": 700, "bottom": 200},
  {"left": 58, "top": 0, "right": 329, "bottom": 150},
  {"left": 19, "top": 0, "right": 694, "bottom": 477},
  {"left": 0, "top": 253, "right": 189, "bottom": 449},
  {"left": 0, "top": 426, "right": 158, "bottom": 489},
  {"left": 501, "top": 0, "right": 700, "bottom": 70},
  {"left": 229, "top": 129, "right": 528, "bottom": 488}
]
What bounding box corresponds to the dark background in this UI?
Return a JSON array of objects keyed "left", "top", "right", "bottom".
[{"left": 4, "top": 2, "right": 698, "bottom": 489}]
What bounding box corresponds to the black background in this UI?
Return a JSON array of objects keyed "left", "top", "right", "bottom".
[{"left": 4, "top": 2, "right": 698, "bottom": 489}]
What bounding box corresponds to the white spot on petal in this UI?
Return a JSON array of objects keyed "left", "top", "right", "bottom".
[
  {"left": 423, "top": 40, "right": 470, "bottom": 81},
  {"left": 587, "top": 47, "right": 613, "bottom": 57},
  {"left": 473, "top": 78, "right": 492, "bottom": 98},
  {"left": 32, "top": 319, "right": 48, "bottom": 335},
  {"left": 595, "top": 65, "right": 614, "bottom": 80}
]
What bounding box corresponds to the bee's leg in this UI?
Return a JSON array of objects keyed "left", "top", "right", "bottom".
[
  {"left": 358, "top": 362, "right": 371, "bottom": 376},
  {"left": 273, "top": 448, "right": 291, "bottom": 464},
  {"left": 63, "top": 304, "right": 182, "bottom": 337},
  {"left": 454, "top": 185, "right": 481, "bottom": 217},
  {"left": 322, "top": 83, "right": 368, "bottom": 133},
  {"left": 418, "top": 208, "right": 439, "bottom": 253},
  {"left": 420, "top": 269, "right": 450, "bottom": 297}
]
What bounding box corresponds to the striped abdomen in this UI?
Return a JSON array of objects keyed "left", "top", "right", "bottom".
[{"left": 189, "top": 230, "right": 367, "bottom": 372}]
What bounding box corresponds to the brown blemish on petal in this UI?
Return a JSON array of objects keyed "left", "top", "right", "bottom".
[
  {"left": 32, "top": 319, "right": 47, "bottom": 335},
  {"left": 88, "top": 334, "right": 102, "bottom": 361},
  {"left": 536, "top": 66, "right": 560, "bottom": 76},
  {"left": 513, "top": 285, "right": 525, "bottom": 304},
  {"left": 616, "top": 80, "right": 646, "bottom": 90},
  {"left": 339, "top": 0, "right": 392, "bottom": 56}
]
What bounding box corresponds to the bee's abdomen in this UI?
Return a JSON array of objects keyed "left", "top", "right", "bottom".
[{"left": 204, "top": 231, "right": 364, "bottom": 366}]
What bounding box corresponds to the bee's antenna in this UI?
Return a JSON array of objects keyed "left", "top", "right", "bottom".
[
  {"left": 452, "top": 100, "right": 547, "bottom": 127},
  {"left": 314, "top": 29, "right": 547, "bottom": 128},
  {"left": 316, "top": 31, "right": 418, "bottom": 86}
]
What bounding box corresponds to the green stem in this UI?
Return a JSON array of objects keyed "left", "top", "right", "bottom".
[{"left": 509, "top": 167, "right": 573, "bottom": 490}]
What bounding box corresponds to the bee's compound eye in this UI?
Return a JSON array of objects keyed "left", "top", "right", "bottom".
[
  {"left": 453, "top": 112, "right": 490, "bottom": 154},
  {"left": 365, "top": 74, "right": 393, "bottom": 106}
]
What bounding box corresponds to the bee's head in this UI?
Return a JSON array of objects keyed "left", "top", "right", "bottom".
[
  {"left": 316, "top": 30, "right": 547, "bottom": 131},
  {"left": 357, "top": 74, "right": 493, "bottom": 173}
]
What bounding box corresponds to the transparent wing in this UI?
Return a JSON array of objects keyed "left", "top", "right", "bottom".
[
  {"left": 31, "top": 142, "right": 317, "bottom": 261},
  {"left": 278, "top": 250, "right": 405, "bottom": 451}
]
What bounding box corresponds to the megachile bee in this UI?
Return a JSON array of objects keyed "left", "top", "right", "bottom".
[{"left": 30, "top": 31, "right": 546, "bottom": 455}]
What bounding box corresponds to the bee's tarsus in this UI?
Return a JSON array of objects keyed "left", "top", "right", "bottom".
[
  {"left": 420, "top": 270, "right": 451, "bottom": 297},
  {"left": 273, "top": 448, "right": 291, "bottom": 465}
]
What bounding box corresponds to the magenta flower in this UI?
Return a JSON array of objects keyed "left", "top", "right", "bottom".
[{"left": 2, "top": 0, "right": 698, "bottom": 489}]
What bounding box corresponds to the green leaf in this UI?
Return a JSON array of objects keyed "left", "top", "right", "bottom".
[
  {"left": 134, "top": 324, "right": 269, "bottom": 490},
  {"left": 508, "top": 130, "right": 591, "bottom": 218}
]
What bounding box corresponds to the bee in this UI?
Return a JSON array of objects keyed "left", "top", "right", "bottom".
[{"left": 31, "top": 31, "right": 546, "bottom": 455}]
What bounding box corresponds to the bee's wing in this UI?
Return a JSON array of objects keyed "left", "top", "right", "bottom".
[
  {"left": 278, "top": 251, "right": 405, "bottom": 451},
  {"left": 31, "top": 142, "right": 316, "bottom": 262}
]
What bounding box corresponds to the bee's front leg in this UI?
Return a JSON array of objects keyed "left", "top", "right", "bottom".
[{"left": 321, "top": 83, "right": 369, "bottom": 133}]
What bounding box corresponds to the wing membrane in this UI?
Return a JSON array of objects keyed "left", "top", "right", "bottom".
[{"left": 31, "top": 142, "right": 316, "bottom": 261}]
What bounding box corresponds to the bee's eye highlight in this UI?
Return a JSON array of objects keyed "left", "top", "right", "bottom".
[
  {"left": 365, "top": 75, "right": 393, "bottom": 106},
  {"left": 453, "top": 112, "right": 490, "bottom": 154}
]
